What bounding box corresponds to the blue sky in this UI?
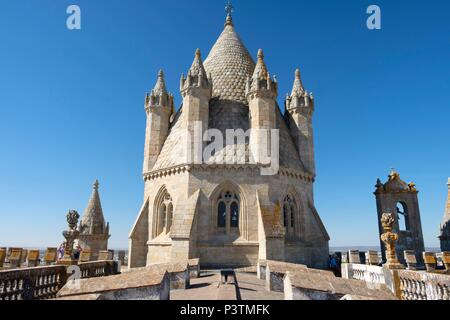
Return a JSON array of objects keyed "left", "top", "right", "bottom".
[{"left": 0, "top": 0, "right": 448, "bottom": 249}]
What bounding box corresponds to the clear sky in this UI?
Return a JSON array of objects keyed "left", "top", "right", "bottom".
[{"left": 0, "top": 0, "right": 448, "bottom": 249}]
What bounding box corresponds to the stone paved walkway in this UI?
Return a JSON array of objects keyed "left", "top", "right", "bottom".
[
  {"left": 170, "top": 271, "right": 283, "bottom": 300},
  {"left": 235, "top": 272, "right": 284, "bottom": 300}
]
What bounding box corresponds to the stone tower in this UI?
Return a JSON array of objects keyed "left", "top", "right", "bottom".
[
  {"left": 246, "top": 49, "right": 278, "bottom": 166},
  {"left": 128, "top": 5, "right": 330, "bottom": 269},
  {"left": 143, "top": 70, "right": 174, "bottom": 173},
  {"left": 78, "top": 180, "right": 110, "bottom": 260},
  {"left": 439, "top": 178, "right": 450, "bottom": 252},
  {"left": 374, "top": 170, "right": 425, "bottom": 266},
  {"left": 285, "top": 69, "right": 315, "bottom": 176}
]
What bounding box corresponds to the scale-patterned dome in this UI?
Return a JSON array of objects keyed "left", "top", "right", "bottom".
[{"left": 204, "top": 18, "right": 255, "bottom": 104}]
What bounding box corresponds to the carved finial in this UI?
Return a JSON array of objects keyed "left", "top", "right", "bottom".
[
  {"left": 295, "top": 69, "right": 301, "bottom": 79},
  {"left": 158, "top": 69, "right": 164, "bottom": 78},
  {"left": 257, "top": 49, "right": 264, "bottom": 61},
  {"left": 195, "top": 48, "right": 201, "bottom": 58},
  {"left": 380, "top": 212, "right": 405, "bottom": 270}
]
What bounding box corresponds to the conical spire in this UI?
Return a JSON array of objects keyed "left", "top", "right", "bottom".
[
  {"left": 291, "top": 69, "right": 305, "bottom": 97},
  {"left": 79, "top": 180, "right": 108, "bottom": 236},
  {"left": 181, "top": 49, "right": 211, "bottom": 93},
  {"left": 246, "top": 49, "right": 277, "bottom": 97},
  {"left": 146, "top": 69, "right": 174, "bottom": 110},
  {"left": 203, "top": 6, "right": 255, "bottom": 104},
  {"left": 252, "top": 49, "right": 269, "bottom": 81},
  {"left": 152, "top": 69, "right": 167, "bottom": 95},
  {"left": 189, "top": 49, "right": 208, "bottom": 79},
  {"left": 285, "top": 68, "right": 313, "bottom": 111}
]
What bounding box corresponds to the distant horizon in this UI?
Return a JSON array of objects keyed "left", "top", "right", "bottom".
[{"left": 0, "top": 1, "right": 449, "bottom": 249}]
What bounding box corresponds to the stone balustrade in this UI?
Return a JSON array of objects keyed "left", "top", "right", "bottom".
[
  {"left": 341, "top": 263, "right": 386, "bottom": 285},
  {"left": 283, "top": 270, "right": 395, "bottom": 300},
  {"left": 398, "top": 270, "right": 450, "bottom": 300},
  {"left": 0, "top": 247, "right": 127, "bottom": 270},
  {"left": 0, "top": 265, "right": 67, "bottom": 300},
  {"left": 342, "top": 250, "right": 450, "bottom": 300},
  {"left": 0, "top": 260, "right": 119, "bottom": 300}
]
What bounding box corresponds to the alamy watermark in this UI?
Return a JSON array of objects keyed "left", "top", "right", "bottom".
[
  {"left": 367, "top": 5, "right": 381, "bottom": 30},
  {"left": 167, "top": 122, "right": 280, "bottom": 176},
  {"left": 66, "top": 5, "right": 81, "bottom": 30}
]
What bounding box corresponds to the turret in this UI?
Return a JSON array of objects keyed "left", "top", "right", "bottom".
[
  {"left": 180, "top": 49, "right": 212, "bottom": 164},
  {"left": 143, "top": 70, "right": 174, "bottom": 173},
  {"left": 78, "top": 180, "right": 111, "bottom": 260},
  {"left": 439, "top": 178, "right": 450, "bottom": 251},
  {"left": 246, "top": 49, "right": 278, "bottom": 164},
  {"left": 285, "top": 69, "right": 315, "bottom": 176}
]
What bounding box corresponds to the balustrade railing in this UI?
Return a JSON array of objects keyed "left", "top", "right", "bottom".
[
  {"left": 398, "top": 270, "right": 450, "bottom": 301},
  {"left": 0, "top": 265, "right": 66, "bottom": 300},
  {"left": 0, "top": 260, "right": 119, "bottom": 300}
]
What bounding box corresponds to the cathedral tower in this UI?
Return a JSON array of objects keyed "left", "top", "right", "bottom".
[
  {"left": 246, "top": 49, "right": 278, "bottom": 165},
  {"left": 439, "top": 178, "right": 450, "bottom": 252},
  {"left": 128, "top": 3, "right": 329, "bottom": 269},
  {"left": 78, "top": 180, "right": 110, "bottom": 260},
  {"left": 180, "top": 49, "right": 212, "bottom": 163},
  {"left": 285, "top": 69, "right": 316, "bottom": 176},
  {"left": 143, "top": 70, "right": 174, "bottom": 173},
  {"left": 374, "top": 170, "right": 425, "bottom": 266}
]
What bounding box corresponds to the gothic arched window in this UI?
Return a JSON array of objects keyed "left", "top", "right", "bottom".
[
  {"left": 283, "top": 195, "right": 297, "bottom": 237},
  {"left": 218, "top": 202, "right": 227, "bottom": 228},
  {"left": 230, "top": 202, "right": 239, "bottom": 228},
  {"left": 155, "top": 190, "right": 173, "bottom": 237},
  {"left": 216, "top": 190, "right": 240, "bottom": 233}
]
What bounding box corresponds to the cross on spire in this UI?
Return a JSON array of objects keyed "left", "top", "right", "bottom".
[{"left": 225, "top": 0, "right": 233, "bottom": 18}]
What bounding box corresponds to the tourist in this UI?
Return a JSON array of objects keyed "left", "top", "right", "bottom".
[
  {"left": 73, "top": 245, "right": 82, "bottom": 260},
  {"left": 57, "top": 243, "right": 65, "bottom": 260}
]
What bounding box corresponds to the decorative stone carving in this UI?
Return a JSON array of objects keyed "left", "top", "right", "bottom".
[
  {"left": 380, "top": 213, "right": 405, "bottom": 270},
  {"left": 60, "top": 210, "right": 80, "bottom": 266}
]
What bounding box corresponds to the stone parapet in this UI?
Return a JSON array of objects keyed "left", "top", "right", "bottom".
[
  {"left": 284, "top": 270, "right": 395, "bottom": 300},
  {"left": 57, "top": 267, "right": 170, "bottom": 300},
  {"left": 0, "top": 260, "right": 119, "bottom": 300}
]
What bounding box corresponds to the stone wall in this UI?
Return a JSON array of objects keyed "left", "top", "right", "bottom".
[{"left": 130, "top": 165, "right": 329, "bottom": 269}]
